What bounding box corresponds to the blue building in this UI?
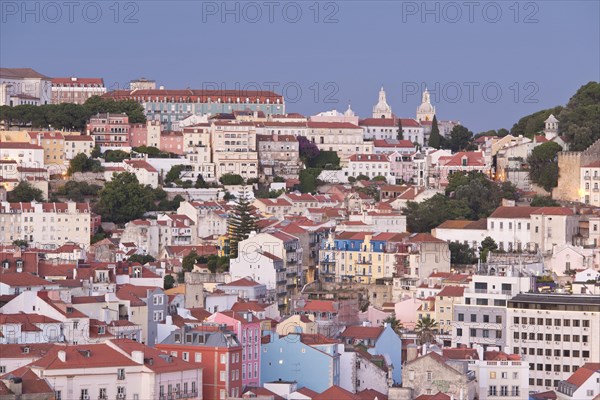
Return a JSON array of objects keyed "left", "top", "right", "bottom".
[
  {"left": 340, "top": 324, "right": 403, "bottom": 384},
  {"left": 261, "top": 333, "right": 340, "bottom": 392}
]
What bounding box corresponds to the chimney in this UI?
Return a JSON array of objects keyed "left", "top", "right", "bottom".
[
  {"left": 132, "top": 350, "right": 144, "bottom": 364},
  {"left": 406, "top": 344, "right": 418, "bottom": 362},
  {"left": 58, "top": 350, "right": 66, "bottom": 362}
]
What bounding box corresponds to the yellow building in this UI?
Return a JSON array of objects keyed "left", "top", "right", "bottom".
[
  {"left": 320, "top": 231, "right": 408, "bottom": 284},
  {"left": 0, "top": 130, "right": 31, "bottom": 143},
  {"left": 434, "top": 285, "right": 465, "bottom": 335},
  {"left": 28, "top": 131, "right": 65, "bottom": 166}
]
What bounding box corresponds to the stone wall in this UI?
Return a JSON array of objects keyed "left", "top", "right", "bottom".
[{"left": 554, "top": 139, "right": 600, "bottom": 201}]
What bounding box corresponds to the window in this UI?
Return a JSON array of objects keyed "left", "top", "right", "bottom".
[
  {"left": 99, "top": 388, "right": 107, "bottom": 399},
  {"left": 489, "top": 386, "right": 497, "bottom": 396},
  {"left": 500, "top": 386, "right": 508, "bottom": 396},
  {"left": 183, "top": 352, "right": 189, "bottom": 361},
  {"left": 220, "top": 354, "right": 227, "bottom": 364},
  {"left": 483, "top": 315, "right": 490, "bottom": 323},
  {"left": 458, "top": 313, "right": 464, "bottom": 321},
  {"left": 80, "top": 389, "right": 88, "bottom": 400},
  {"left": 195, "top": 352, "right": 202, "bottom": 362},
  {"left": 56, "top": 391, "right": 62, "bottom": 400},
  {"left": 495, "top": 315, "right": 502, "bottom": 324},
  {"left": 117, "top": 368, "right": 125, "bottom": 380},
  {"left": 426, "top": 371, "right": 432, "bottom": 382},
  {"left": 220, "top": 371, "right": 226, "bottom": 381},
  {"left": 117, "top": 387, "right": 125, "bottom": 397},
  {"left": 490, "top": 372, "right": 497, "bottom": 379},
  {"left": 471, "top": 314, "right": 477, "bottom": 322}
]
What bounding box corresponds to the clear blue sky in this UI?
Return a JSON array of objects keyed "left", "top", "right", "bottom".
[{"left": 2, "top": 0, "right": 598, "bottom": 132}]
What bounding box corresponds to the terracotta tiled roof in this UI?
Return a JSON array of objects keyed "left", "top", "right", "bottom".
[
  {"left": 408, "top": 233, "right": 446, "bottom": 243},
  {"left": 489, "top": 206, "right": 539, "bottom": 219},
  {"left": 29, "top": 343, "right": 139, "bottom": 370},
  {"left": 341, "top": 325, "right": 384, "bottom": 340},
  {"left": 111, "top": 339, "right": 200, "bottom": 373},
  {"left": 442, "top": 348, "right": 479, "bottom": 360},
  {"left": 531, "top": 206, "right": 574, "bottom": 216},
  {"left": 484, "top": 351, "right": 521, "bottom": 361},
  {"left": 296, "top": 387, "right": 319, "bottom": 398},
  {"left": 314, "top": 385, "right": 362, "bottom": 400},
  {"left": 414, "top": 393, "right": 451, "bottom": 400},
  {"left": 220, "top": 277, "right": 262, "bottom": 287},
  {"left": 357, "top": 389, "right": 388, "bottom": 400},
  {"left": 436, "top": 286, "right": 465, "bottom": 297},
  {"left": 565, "top": 363, "right": 600, "bottom": 388},
  {"left": 0, "top": 273, "right": 54, "bottom": 287}
]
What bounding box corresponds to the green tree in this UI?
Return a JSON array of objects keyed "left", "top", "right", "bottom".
[
  {"left": 220, "top": 173, "right": 244, "bottom": 186},
  {"left": 228, "top": 187, "right": 259, "bottom": 259},
  {"left": 396, "top": 118, "right": 404, "bottom": 141},
  {"left": 530, "top": 195, "right": 559, "bottom": 207},
  {"left": 382, "top": 314, "right": 403, "bottom": 335},
  {"left": 372, "top": 175, "right": 388, "bottom": 182},
  {"left": 182, "top": 250, "right": 198, "bottom": 272},
  {"left": 7, "top": 181, "right": 44, "bottom": 202},
  {"left": 299, "top": 169, "right": 318, "bottom": 193},
  {"left": 12, "top": 239, "right": 29, "bottom": 248},
  {"left": 428, "top": 115, "right": 441, "bottom": 149},
  {"left": 128, "top": 254, "right": 156, "bottom": 265},
  {"left": 54, "top": 181, "right": 101, "bottom": 202},
  {"left": 557, "top": 82, "right": 600, "bottom": 150},
  {"left": 404, "top": 194, "right": 471, "bottom": 233},
  {"left": 355, "top": 174, "right": 370, "bottom": 181},
  {"left": 415, "top": 315, "right": 439, "bottom": 344},
  {"left": 445, "top": 124, "right": 474, "bottom": 152},
  {"left": 528, "top": 141, "right": 563, "bottom": 192},
  {"left": 164, "top": 275, "right": 175, "bottom": 290},
  {"left": 103, "top": 150, "right": 130, "bottom": 163},
  {"left": 479, "top": 236, "right": 498, "bottom": 262},
  {"left": 95, "top": 172, "right": 156, "bottom": 223},
  {"left": 449, "top": 242, "right": 476, "bottom": 265},
  {"left": 67, "top": 153, "right": 103, "bottom": 175},
  {"left": 165, "top": 165, "right": 186, "bottom": 184},
  {"left": 195, "top": 174, "right": 208, "bottom": 188},
  {"left": 91, "top": 145, "right": 102, "bottom": 158}
]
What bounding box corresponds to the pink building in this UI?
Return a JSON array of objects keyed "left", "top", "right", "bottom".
[
  {"left": 435, "top": 151, "right": 488, "bottom": 186},
  {"left": 130, "top": 123, "right": 148, "bottom": 147},
  {"left": 160, "top": 131, "right": 184, "bottom": 155},
  {"left": 208, "top": 310, "right": 262, "bottom": 388},
  {"left": 86, "top": 113, "right": 130, "bottom": 148},
  {"left": 389, "top": 151, "right": 416, "bottom": 184}
]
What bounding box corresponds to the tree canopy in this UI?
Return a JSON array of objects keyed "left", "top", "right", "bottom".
[
  {"left": 527, "top": 141, "right": 563, "bottom": 192},
  {"left": 227, "top": 188, "right": 259, "bottom": 259},
  {"left": 428, "top": 115, "right": 441, "bottom": 149},
  {"left": 0, "top": 96, "right": 146, "bottom": 130},
  {"left": 219, "top": 173, "right": 245, "bottom": 186},
  {"left": 54, "top": 181, "right": 101, "bottom": 202},
  {"left": 94, "top": 172, "right": 157, "bottom": 223},
  {"left": 67, "top": 153, "right": 103, "bottom": 175},
  {"left": 443, "top": 124, "right": 475, "bottom": 152},
  {"left": 7, "top": 181, "right": 44, "bottom": 202}
]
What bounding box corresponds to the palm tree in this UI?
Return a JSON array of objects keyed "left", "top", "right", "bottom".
[
  {"left": 415, "top": 315, "right": 439, "bottom": 344},
  {"left": 382, "top": 314, "right": 404, "bottom": 335}
]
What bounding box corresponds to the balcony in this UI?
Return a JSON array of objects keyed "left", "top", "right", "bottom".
[{"left": 584, "top": 175, "right": 591, "bottom": 180}]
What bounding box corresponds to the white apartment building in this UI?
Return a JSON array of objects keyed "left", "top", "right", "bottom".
[
  {"left": 177, "top": 201, "right": 228, "bottom": 238},
  {"left": 305, "top": 121, "right": 372, "bottom": 162},
  {"left": 453, "top": 268, "right": 533, "bottom": 350},
  {"left": 472, "top": 349, "right": 529, "bottom": 400},
  {"left": 530, "top": 208, "right": 579, "bottom": 254},
  {"left": 26, "top": 340, "right": 201, "bottom": 400},
  {"left": 0, "top": 68, "right": 52, "bottom": 106},
  {"left": 0, "top": 201, "right": 91, "bottom": 249},
  {"left": 0, "top": 142, "right": 45, "bottom": 167},
  {"left": 229, "top": 247, "right": 287, "bottom": 306},
  {"left": 64, "top": 135, "right": 95, "bottom": 160},
  {"left": 123, "top": 159, "right": 160, "bottom": 188},
  {"left": 580, "top": 161, "right": 600, "bottom": 206},
  {"left": 506, "top": 294, "right": 600, "bottom": 392},
  {"left": 345, "top": 154, "right": 394, "bottom": 183},
  {"left": 211, "top": 121, "right": 259, "bottom": 180}
]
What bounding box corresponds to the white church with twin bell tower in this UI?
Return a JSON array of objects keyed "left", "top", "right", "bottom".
[{"left": 416, "top": 88, "right": 436, "bottom": 122}]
